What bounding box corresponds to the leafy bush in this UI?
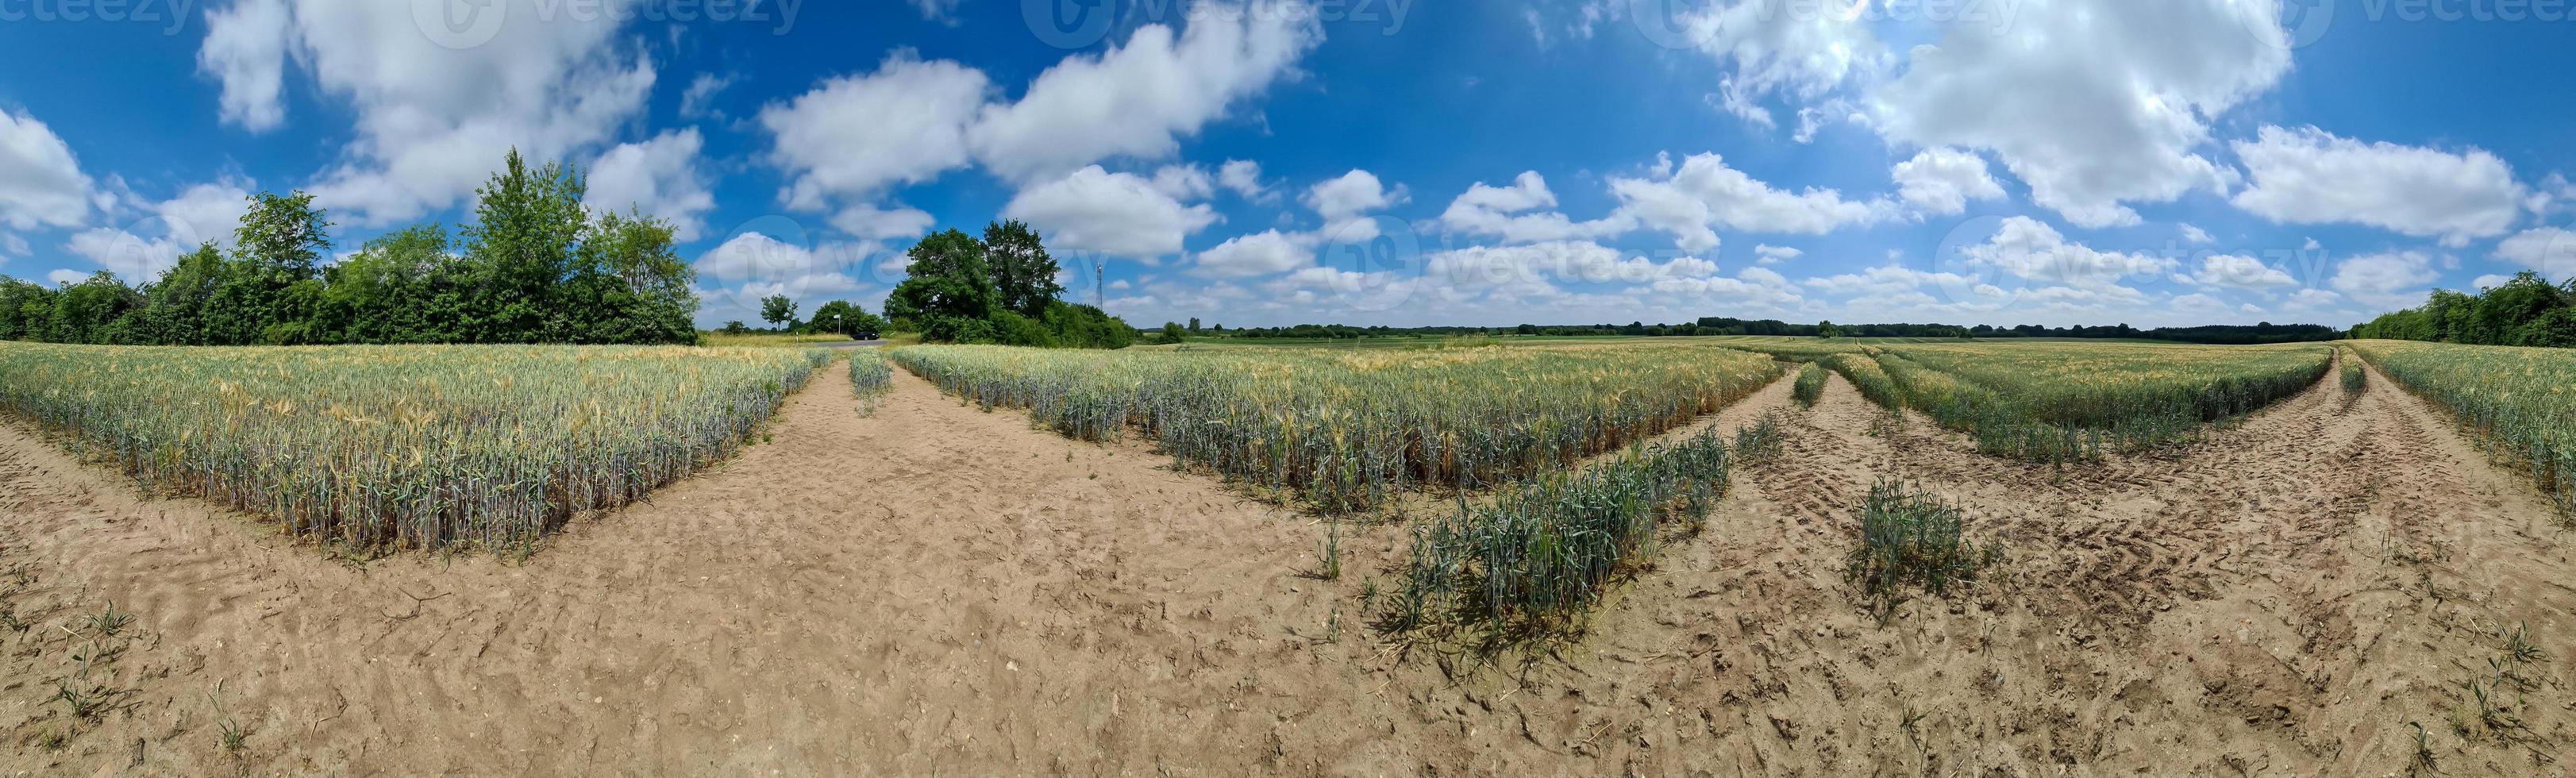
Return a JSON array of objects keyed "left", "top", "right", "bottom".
[
  {"left": 1040, "top": 302, "right": 1135, "bottom": 349},
  {"left": 989, "top": 310, "right": 1059, "bottom": 348}
]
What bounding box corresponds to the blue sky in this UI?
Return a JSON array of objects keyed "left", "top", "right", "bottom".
[{"left": 2, "top": 1, "right": 2572, "bottom": 329}]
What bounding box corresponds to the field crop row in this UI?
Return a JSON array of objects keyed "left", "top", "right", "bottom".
[
  {"left": 888, "top": 342, "right": 1782, "bottom": 510},
  {"left": 2350, "top": 339, "right": 2576, "bottom": 521},
  {"left": 0, "top": 342, "right": 830, "bottom": 551},
  {"left": 1742, "top": 341, "right": 2329, "bottom": 462},
  {"left": 1387, "top": 427, "right": 1738, "bottom": 634},
  {"left": 1877, "top": 343, "right": 2332, "bottom": 461}
]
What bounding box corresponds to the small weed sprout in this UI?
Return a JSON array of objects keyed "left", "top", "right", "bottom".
[
  {"left": 52, "top": 676, "right": 111, "bottom": 719},
  {"left": 83, "top": 601, "right": 133, "bottom": 638},
  {"left": 1318, "top": 519, "right": 1343, "bottom": 581},
  {"left": 2452, "top": 622, "right": 2547, "bottom": 745},
  {"left": 2408, "top": 721, "right": 2436, "bottom": 773},
  {"left": 1866, "top": 410, "right": 1908, "bottom": 438},
  {"left": 210, "top": 684, "right": 248, "bottom": 756}
]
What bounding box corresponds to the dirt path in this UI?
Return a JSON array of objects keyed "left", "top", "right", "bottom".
[
  {"left": 3, "top": 368, "right": 1358, "bottom": 774},
  {"left": 4, "top": 358, "right": 2571, "bottom": 775},
  {"left": 1483, "top": 364, "right": 2576, "bottom": 775}
]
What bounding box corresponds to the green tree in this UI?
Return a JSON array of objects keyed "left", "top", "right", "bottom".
[
  {"left": 2520, "top": 306, "right": 2576, "bottom": 348},
  {"left": 885, "top": 229, "right": 999, "bottom": 341},
  {"left": 205, "top": 191, "right": 330, "bottom": 344},
  {"left": 1817, "top": 320, "right": 1844, "bottom": 339},
  {"left": 128, "top": 242, "right": 227, "bottom": 345},
  {"left": 0, "top": 277, "right": 56, "bottom": 341},
  {"left": 2470, "top": 272, "right": 2566, "bottom": 346},
  {"left": 760, "top": 295, "right": 799, "bottom": 330},
  {"left": 807, "top": 300, "right": 886, "bottom": 338},
  {"left": 310, "top": 225, "right": 454, "bottom": 344},
  {"left": 47, "top": 272, "right": 143, "bottom": 345},
  {"left": 984, "top": 219, "right": 1062, "bottom": 318},
  {"left": 0, "top": 152, "right": 700, "bottom": 348},
  {"left": 559, "top": 210, "right": 697, "bottom": 344},
  {"left": 1160, "top": 321, "right": 1188, "bottom": 343},
  {"left": 460, "top": 149, "right": 587, "bottom": 342}
]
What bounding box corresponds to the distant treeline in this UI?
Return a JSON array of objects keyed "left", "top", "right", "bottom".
[
  {"left": 2350, "top": 272, "right": 2576, "bottom": 347},
  {"left": 1216, "top": 318, "right": 2343, "bottom": 345},
  {"left": 0, "top": 150, "right": 699, "bottom": 347}
]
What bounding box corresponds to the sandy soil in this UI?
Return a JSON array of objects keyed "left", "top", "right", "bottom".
[{"left": 3, "top": 359, "right": 2570, "bottom": 775}]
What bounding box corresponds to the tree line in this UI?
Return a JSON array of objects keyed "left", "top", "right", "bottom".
[
  {"left": 707, "top": 296, "right": 891, "bottom": 339},
  {"left": 884, "top": 221, "right": 1134, "bottom": 349},
  {"left": 0, "top": 150, "right": 698, "bottom": 346},
  {"left": 2350, "top": 272, "right": 2576, "bottom": 347}
]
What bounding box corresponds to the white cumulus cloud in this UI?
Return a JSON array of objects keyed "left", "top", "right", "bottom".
[
  {"left": 968, "top": 1, "right": 1322, "bottom": 183},
  {"left": 1003, "top": 166, "right": 1219, "bottom": 261},
  {"left": 1891, "top": 147, "right": 2005, "bottom": 216},
  {"left": 586, "top": 129, "right": 714, "bottom": 241},
  {"left": 1609, "top": 152, "right": 1893, "bottom": 252},
  {"left": 0, "top": 110, "right": 93, "bottom": 230},
  {"left": 762, "top": 54, "right": 991, "bottom": 210},
  {"left": 2231, "top": 125, "right": 2525, "bottom": 247},
  {"left": 1869, "top": 0, "right": 2290, "bottom": 228}
]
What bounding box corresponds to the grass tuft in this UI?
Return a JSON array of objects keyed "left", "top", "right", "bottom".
[
  {"left": 1733, "top": 412, "right": 1785, "bottom": 464},
  {"left": 1846, "top": 479, "right": 2000, "bottom": 618}
]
